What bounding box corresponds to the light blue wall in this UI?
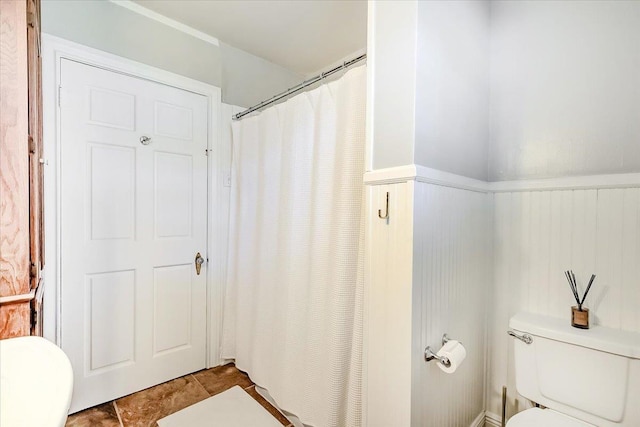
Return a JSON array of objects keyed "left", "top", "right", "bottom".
[
  {"left": 220, "top": 42, "right": 303, "bottom": 108},
  {"left": 415, "top": 0, "right": 490, "bottom": 181},
  {"left": 489, "top": 0, "right": 640, "bottom": 180},
  {"left": 41, "top": 0, "right": 303, "bottom": 108},
  {"left": 41, "top": 0, "right": 221, "bottom": 86},
  {"left": 368, "top": 0, "right": 490, "bottom": 180},
  {"left": 368, "top": 0, "right": 418, "bottom": 171}
]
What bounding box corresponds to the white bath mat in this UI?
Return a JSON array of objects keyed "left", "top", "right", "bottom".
[{"left": 157, "top": 386, "right": 284, "bottom": 427}]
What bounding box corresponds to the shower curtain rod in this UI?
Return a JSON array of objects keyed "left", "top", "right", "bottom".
[{"left": 232, "top": 53, "right": 366, "bottom": 121}]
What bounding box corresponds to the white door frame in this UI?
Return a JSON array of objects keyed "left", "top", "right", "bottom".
[{"left": 42, "top": 34, "right": 225, "bottom": 368}]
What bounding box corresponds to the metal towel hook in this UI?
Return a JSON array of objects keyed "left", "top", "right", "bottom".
[{"left": 378, "top": 192, "right": 389, "bottom": 219}]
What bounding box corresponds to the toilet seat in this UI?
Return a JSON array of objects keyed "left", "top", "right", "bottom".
[
  {"left": 0, "top": 337, "right": 73, "bottom": 427},
  {"left": 507, "top": 408, "right": 595, "bottom": 427}
]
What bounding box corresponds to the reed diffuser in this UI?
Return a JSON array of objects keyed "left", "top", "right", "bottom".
[{"left": 564, "top": 270, "right": 596, "bottom": 329}]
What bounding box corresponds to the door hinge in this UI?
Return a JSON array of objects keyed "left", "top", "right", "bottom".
[
  {"left": 205, "top": 149, "right": 211, "bottom": 156},
  {"left": 29, "top": 263, "right": 37, "bottom": 278},
  {"left": 27, "top": 11, "right": 36, "bottom": 28},
  {"left": 30, "top": 307, "right": 38, "bottom": 329},
  {"left": 58, "top": 85, "right": 62, "bottom": 107},
  {"left": 28, "top": 136, "right": 36, "bottom": 154}
]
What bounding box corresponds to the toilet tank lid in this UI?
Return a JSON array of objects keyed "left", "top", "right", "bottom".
[{"left": 509, "top": 312, "right": 640, "bottom": 359}]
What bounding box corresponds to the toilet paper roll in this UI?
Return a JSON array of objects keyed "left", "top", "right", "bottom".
[{"left": 436, "top": 340, "right": 466, "bottom": 374}]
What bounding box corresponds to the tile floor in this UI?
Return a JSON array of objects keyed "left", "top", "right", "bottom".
[{"left": 65, "top": 363, "right": 292, "bottom": 427}]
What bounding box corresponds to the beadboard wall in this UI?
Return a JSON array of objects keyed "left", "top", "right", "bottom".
[
  {"left": 487, "top": 187, "right": 640, "bottom": 420},
  {"left": 364, "top": 166, "right": 490, "bottom": 427},
  {"left": 365, "top": 182, "right": 417, "bottom": 427},
  {"left": 414, "top": 182, "right": 490, "bottom": 426}
]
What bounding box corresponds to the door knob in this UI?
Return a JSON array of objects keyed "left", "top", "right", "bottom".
[
  {"left": 140, "top": 135, "right": 152, "bottom": 145},
  {"left": 195, "top": 252, "right": 205, "bottom": 275}
]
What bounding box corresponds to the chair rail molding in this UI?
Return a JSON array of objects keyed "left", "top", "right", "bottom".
[
  {"left": 363, "top": 164, "right": 640, "bottom": 192},
  {"left": 364, "top": 164, "right": 490, "bottom": 192}
]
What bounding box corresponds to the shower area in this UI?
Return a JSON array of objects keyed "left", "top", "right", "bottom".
[
  {"left": 210, "top": 3, "right": 495, "bottom": 418},
  {"left": 220, "top": 64, "right": 367, "bottom": 427},
  {"left": 216, "top": 3, "right": 493, "bottom": 419}
]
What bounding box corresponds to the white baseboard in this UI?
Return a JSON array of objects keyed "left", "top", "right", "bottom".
[
  {"left": 484, "top": 411, "right": 502, "bottom": 427},
  {"left": 470, "top": 411, "right": 487, "bottom": 427}
]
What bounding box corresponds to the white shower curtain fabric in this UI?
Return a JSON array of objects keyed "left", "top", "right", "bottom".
[{"left": 221, "top": 66, "right": 366, "bottom": 427}]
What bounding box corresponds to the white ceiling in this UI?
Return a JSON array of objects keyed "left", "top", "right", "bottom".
[{"left": 131, "top": 0, "right": 367, "bottom": 76}]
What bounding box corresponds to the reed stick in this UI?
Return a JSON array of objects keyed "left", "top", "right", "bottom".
[
  {"left": 564, "top": 270, "right": 596, "bottom": 311},
  {"left": 580, "top": 274, "right": 596, "bottom": 306},
  {"left": 565, "top": 271, "right": 580, "bottom": 305}
]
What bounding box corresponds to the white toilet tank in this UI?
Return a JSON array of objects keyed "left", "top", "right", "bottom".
[{"left": 509, "top": 312, "right": 640, "bottom": 427}]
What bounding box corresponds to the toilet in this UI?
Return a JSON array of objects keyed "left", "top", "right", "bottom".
[
  {"left": 0, "top": 336, "right": 73, "bottom": 427},
  {"left": 507, "top": 312, "right": 640, "bottom": 426}
]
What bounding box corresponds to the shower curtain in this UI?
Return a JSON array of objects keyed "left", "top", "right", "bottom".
[{"left": 221, "top": 65, "right": 366, "bottom": 427}]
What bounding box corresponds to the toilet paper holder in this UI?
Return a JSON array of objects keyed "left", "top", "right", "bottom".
[{"left": 424, "top": 334, "right": 454, "bottom": 367}]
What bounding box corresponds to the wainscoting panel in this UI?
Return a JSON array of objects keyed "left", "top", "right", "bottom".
[
  {"left": 487, "top": 187, "right": 640, "bottom": 419},
  {"left": 365, "top": 181, "right": 417, "bottom": 427},
  {"left": 414, "top": 182, "right": 491, "bottom": 427}
]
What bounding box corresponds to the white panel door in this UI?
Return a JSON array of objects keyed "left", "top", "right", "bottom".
[{"left": 60, "top": 59, "right": 208, "bottom": 412}]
